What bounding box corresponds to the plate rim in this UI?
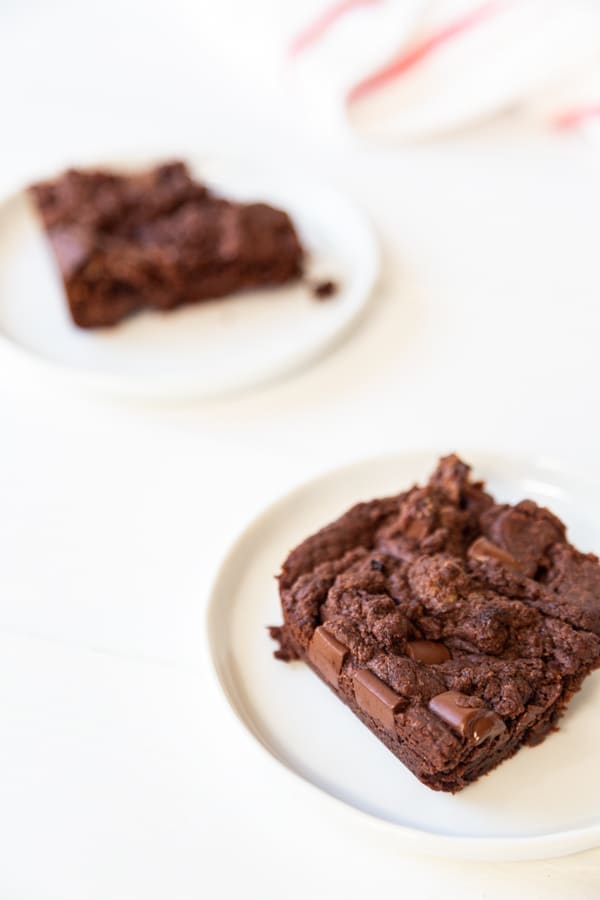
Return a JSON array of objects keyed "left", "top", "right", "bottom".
[
  {"left": 0, "top": 157, "right": 380, "bottom": 399},
  {"left": 205, "top": 449, "right": 600, "bottom": 861}
]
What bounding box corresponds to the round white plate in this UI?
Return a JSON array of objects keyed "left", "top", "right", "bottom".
[
  {"left": 207, "top": 452, "right": 600, "bottom": 861},
  {"left": 0, "top": 158, "right": 378, "bottom": 398}
]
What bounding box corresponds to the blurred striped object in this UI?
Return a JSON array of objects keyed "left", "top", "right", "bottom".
[{"left": 286, "top": 0, "right": 600, "bottom": 141}]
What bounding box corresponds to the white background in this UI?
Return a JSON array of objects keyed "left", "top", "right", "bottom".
[{"left": 1, "top": 1, "right": 600, "bottom": 897}]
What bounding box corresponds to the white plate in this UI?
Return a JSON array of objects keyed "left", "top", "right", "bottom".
[
  {"left": 0, "top": 159, "right": 378, "bottom": 398},
  {"left": 207, "top": 452, "right": 600, "bottom": 861}
]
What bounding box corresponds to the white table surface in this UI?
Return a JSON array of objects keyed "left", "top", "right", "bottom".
[{"left": 2, "top": 1, "right": 600, "bottom": 897}]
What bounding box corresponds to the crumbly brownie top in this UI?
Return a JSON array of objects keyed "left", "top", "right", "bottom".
[
  {"left": 30, "top": 162, "right": 208, "bottom": 234},
  {"left": 277, "top": 455, "right": 600, "bottom": 750}
]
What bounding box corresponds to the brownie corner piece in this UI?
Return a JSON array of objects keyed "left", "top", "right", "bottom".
[
  {"left": 271, "top": 453, "right": 600, "bottom": 792},
  {"left": 28, "top": 160, "right": 305, "bottom": 328}
]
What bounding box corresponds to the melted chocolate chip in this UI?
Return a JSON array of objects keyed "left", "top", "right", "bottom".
[{"left": 429, "top": 691, "right": 505, "bottom": 744}]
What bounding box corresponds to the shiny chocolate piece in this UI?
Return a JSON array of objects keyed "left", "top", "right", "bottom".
[
  {"left": 483, "top": 502, "right": 565, "bottom": 578},
  {"left": 406, "top": 640, "right": 451, "bottom": 665},
  {"left": 429, "top": 691, "right": 505, "bottom": 744},
  {"left": 353, "top": 669, "right": 402, "bottom": 732},
  {"left": 307, "top": 626, "right": 348, "bottom": 688},
  {"left": 468, "top": 536, "right": 520, "bottom": 570}
]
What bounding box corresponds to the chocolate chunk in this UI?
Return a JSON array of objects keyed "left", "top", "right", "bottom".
[
  {"left": 307, "top": 626, "right": 348, "bottom": 687},
  {"left": 468, "top": 536, "right": 520, "bottom": 569},
  {"left": 481, "top": 502, "right": 565, "bottom": 577},
  {"left": 429, "top": 691, "right": 505, "bottom": 743},
  {"left": 370, "top": 559, "right": 386, "bottom": 573},
  {"left": 353, "top": 669, "right": 402, "bottom": 732},
  {"left": 406, "top": 640, "right": 451, "bottom": 665}
]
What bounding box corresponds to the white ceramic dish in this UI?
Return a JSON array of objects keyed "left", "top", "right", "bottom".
[
  {"left": 0, "top": 158, "right": 378, "bottom": 398},
  {"left": 207, "top": 451, "right": 600, "bottom": 861}
]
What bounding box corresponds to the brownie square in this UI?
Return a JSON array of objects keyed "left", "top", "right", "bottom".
[
  {"left": 29, "top": 161, "right": 304, "bottom": 328},
  {"left": 271, "top": 455, "right": 600, "bottom": 792}
]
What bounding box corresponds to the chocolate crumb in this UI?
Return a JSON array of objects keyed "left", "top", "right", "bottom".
[
  {"left": 312, "top": 279, "right": 338, "bottom": 300},
  {"left": 268, "top": 625, "right": 300, "bottom": 661}
]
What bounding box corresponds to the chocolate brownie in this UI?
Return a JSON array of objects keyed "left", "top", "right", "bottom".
[
  {"left": 29, "top": 161, "right": 304, "bottom": 328},
  {"left": 271, "top": 455, "right": 600, "bottom": 792}
]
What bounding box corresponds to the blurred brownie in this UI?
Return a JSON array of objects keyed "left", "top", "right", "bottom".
[
  {"left": 271, "top": 455, "right": 600, "bottom": 792},
  {"left": 29, "top": 161, "right": 304, "bottom": 328}
]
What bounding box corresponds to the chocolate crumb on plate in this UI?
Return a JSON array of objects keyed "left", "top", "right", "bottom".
[{"left": 312, "top": 279, "right": 338, "bottom": 300}]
